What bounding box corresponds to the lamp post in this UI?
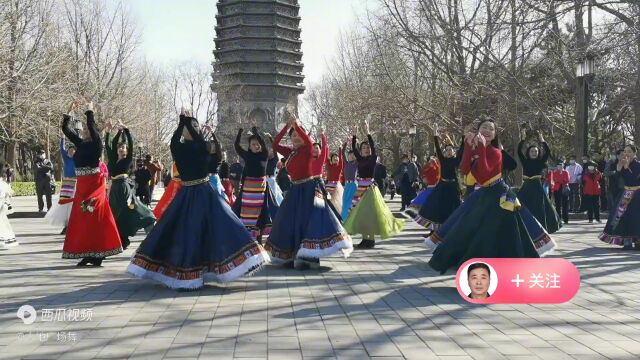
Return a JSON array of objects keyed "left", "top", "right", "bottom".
[
  {"left": 575, "top": 56, "right": 595, "bottom": 157},
  {"left": 408, "top": 124, "right": 417, "bottom": 159}
]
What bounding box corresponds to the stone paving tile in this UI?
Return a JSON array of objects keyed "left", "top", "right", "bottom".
[{"left": 2, "top": 200, "right": 640, "bottom": 360}]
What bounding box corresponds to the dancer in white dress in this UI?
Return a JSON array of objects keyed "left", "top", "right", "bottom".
[{"left": 0, "top": 168, "right": 17, "bottom": 248}]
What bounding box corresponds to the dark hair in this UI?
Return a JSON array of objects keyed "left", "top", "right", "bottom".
[
  {"left": 117, "top": 142, "right": 128, "bottom": 149},
  {"left": 476, "top": 116, "right": 500, "bottom": 148},
  {"left": 402, "top": 154, "right": 409, "bottom": 159},
  {"left": 360, "top": 141, "right": 370, "bottom": 149},
  {"left": 145, "top": 154, "right": 151, "bottom": 161},
  {"left": 248, "top": 134, "right": 261, "bottom": 144},
  {"left": 330, "top": 153, "right": 338, "bottom": 159},
  {"left": 625, "top": 144, "right": 637, "bottom": 153},
  {"left": 67, "top": 144, "right": 76, "bottom": 150},
  {"left": 346, "top": 150, "right": 354, "bottom": 155},
  {"left": 467, "top": 262, "right": 491, "bottom": 277},
  {"left": 525, "top": 145, "right": 540, "bottom": 159}
]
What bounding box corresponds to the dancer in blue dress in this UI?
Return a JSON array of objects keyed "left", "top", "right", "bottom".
[{"left": 127, "top": 111, "right": 269, "bottom": 289}]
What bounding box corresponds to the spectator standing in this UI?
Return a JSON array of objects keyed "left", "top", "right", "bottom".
[
  {"left": 373, "top": 156, "right": 387, "bottom": 197},
  {"left": 582, "top": 164, "right": 602, "bottom": 223},
  {"left": 548, "top": 163, "right": 570, "bottom": 224},
  {"left": 604, "top": 150, "right": 624, "bottom": 213},
  {"left": 565, "top": 156, "right": 583, "bottom": 212},
  {"left": 34, "top": 149, "right": 54, "bottom": 212}
]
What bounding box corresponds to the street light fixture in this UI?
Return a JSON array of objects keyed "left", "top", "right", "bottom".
[
  {"left": 575, "top": 56, "right": 596, "bottom": 157},
  {"left": 408, "top": 124, "right": 417, "bottom": 158}
]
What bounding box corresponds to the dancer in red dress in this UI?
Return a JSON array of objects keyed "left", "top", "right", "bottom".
[{"left": 61, "top": 101, "right": 122, "bottom": 266}]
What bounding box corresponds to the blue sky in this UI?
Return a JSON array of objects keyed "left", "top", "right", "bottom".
[{"left": 127, "top": 0, "right": 371, "bottom": 83}]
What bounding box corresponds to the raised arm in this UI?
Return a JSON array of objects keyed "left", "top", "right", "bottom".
[
  {"left": 60, "top": 138, "right": 70, "bottom": 162},
  {"left": 517, "top": 140, "right": 526, "bottom": 162},
  {"left": 367, "top": 134, "right": 376, "bottom": 157},
  {"left": 234, "top": 128, "right": 249, "bottom": 159},
  {"left": 272, "top": 125, "right": 293, "bottom": 157},
  {"left": 184, "top": 117, "right": 206, "bottom": 153},
  {"left": 434, "top": 136, "right": 444, "bottom": 161},
  {"left": 351, "top": 136, "right": 363, "bottom": 162},
  {"left": 124, "top": 129, "right": 133, "bottom": 162},
  {"left": 459, "top": 143, "right": 474, "bottom": 175},
  {"left": 320, "top": 134, "right": 328, "bottom": 163},
  {"left": 86, "top": 110, "right": 103, "bottom": 154},
  {"left": 212, "top": 133, "right": 222, "bottom": 157},
  {"left": 170, "top": 116, "right": 186, "bottom": 156},
  {"left": 540, "top": 141, "right": 550, "bottom": 163},
  {"left": 62, "top": 115, "right": 82, "bottom": 147}
]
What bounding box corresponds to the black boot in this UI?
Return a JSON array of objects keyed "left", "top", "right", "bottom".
[
  {"left": 122, "top": 237, "right": 130, "bottom": 250},
  {"left": 87, "top": 257, "right": 103, "bottom": 267},
  {"left": 356, "top": 238, "right": 375, "bottom": 249},
  {"left": 76, "top": 258, "right": 90, "bottom": 266},
  {"left": 60, "top": 227, "right": 67, "bottom": 235}
]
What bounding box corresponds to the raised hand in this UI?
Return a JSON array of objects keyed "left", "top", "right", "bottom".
[
  {"left": 476, "top": 133, "right": 486, "bottom": 147},
  {"left": 251, "top": 118, "right": 257, "bottom": 128},
  {"left": 364, "top": 118, "right": 370, "bottom": 134},
  {"left": 86, "top": 101, "right": 94, "bottom": 112},
  {"left": 434, "top": 124, "right": 440, "bottom": 137}
]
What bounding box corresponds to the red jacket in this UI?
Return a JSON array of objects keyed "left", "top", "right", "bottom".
[
  {"left": 460, "top": 143, "right": 502, "bottom": 185},
  {"left": 582, "top": 170, "right": 602, "bottom": 196},
  {"left": 273, "top": 124, "right": 314, "bottom": 181},
  {"left": 421, "top": 159, "right": 440, "bottom": 186},
  {"left": 547, "top": 169, "right": 569, "bottom": 193},
  {"left": 325, "top": 145, "right": 344, "bottom": 182}
]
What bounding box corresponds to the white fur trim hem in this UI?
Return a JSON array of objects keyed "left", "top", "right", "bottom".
[
  {"left": 295, "top": 238, "right": 354, "bottom": 260},
  {"left": 126, "top": 252, "right": 270, "bottom": 290}
]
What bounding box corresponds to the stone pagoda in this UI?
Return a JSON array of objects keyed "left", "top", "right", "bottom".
[{"left": 212, "top": 0, "right": 305, "bottom": 143}]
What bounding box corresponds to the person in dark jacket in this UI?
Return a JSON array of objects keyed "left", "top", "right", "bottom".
[
  {"left": 373, "top": 156, "right": 387, "bottom": 197},
  {"left": 34, "top": 149, "right": 54, "bottom": 212},
  {"left": 393, "top": 154, "right": 419, "bottom": 211},
  {"left": 134, "top": 160, "right": 152, "bottom": 206},
  {"left": 229, "top": 155, "right": 244, "bottom": 196}
]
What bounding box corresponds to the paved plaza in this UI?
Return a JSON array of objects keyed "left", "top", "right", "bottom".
[{"left": 1, "top": 197, "right": 640, "bottom": 360}]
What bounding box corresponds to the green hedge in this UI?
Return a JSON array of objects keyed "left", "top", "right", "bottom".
[{"left": 9, "top": 182, "right": 62, "bottom": 197}]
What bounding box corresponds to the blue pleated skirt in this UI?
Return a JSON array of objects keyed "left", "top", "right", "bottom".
[
  {"left": 341, "top": 182, "right": 358, "bottom": 219},
  {"left": 127, "top": 180, "right": 270, "bottom": 289},
  {"left": 266, "top": 178, "right": 352, "bottom": 263}
]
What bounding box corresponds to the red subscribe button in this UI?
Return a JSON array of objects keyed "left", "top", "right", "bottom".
[{"left": 456, "top": 258, "right": 580, "bottom": 304}]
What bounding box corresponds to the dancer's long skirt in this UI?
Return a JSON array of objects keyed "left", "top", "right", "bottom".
[
  {"left": 265, "top": 178, "right": 352, "bottom": 263},
  {"left": 414, "top": 180, "right": 461, "bottom": 230},
  {"left": 517, "top": 178, "right": 561, "bottom": 233},
  {"left": 62, "top": 170, "right": 122, "bottom": 258},
  {"left": 233, "top": 176, "right": 279, "bottom": 242},
  {"left": 599, "top": 186, "right": 640, "bottom": 246},
  {"left": 344, "top": 185, "right": 404, "bottom": 240},
  {"left": 405, "top": 186, "right": 435, "bottom": 219},
  {"left": 45, "top": 177, "right": 76, "bottom": 227},
  {"left": 341, "top": 181, "right": 357, "bottom": 219},
  {"left": 109, "top": 177, "right": 156, "bottom": 239},
  {"left": 153, "top": 178, "right": 182, "bottom": 221},
  {"left": 0, "top": 181, "right": 16, "bottom": 246},
  {"left": 325, "top": 181, "right": 344, "bottom": 217},
  {"left": 426, "top": 179, "right": 556, "bottom": 274},
  {"left": 267, "top": 176, "right": 284, "bottom": 205},
  {"left": 127, "top": 178, "right": 270, "bottom": 289}
]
